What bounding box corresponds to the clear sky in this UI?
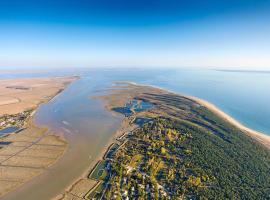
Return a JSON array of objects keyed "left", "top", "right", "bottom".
[{"left": 0, "top": 0, "right": 270, "bottom": 69}]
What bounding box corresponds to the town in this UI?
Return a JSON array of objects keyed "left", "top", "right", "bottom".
[{"left": 0, "top": 110, "right": 33, "bottom": 130}]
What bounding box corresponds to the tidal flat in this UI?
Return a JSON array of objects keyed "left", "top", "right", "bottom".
[
  {"left": 1, "top": 77, "right": 123, "bottom": 200},
  {"left": 0, "top": 76, "right": 78, "bottom": 199}
]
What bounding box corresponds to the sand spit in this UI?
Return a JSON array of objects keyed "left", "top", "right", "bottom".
[
  {"left": 53, "top": 81, "right": 270, "bottom": 200},
  {"left": 126, "top": 81, "right": 270, "bottom": 150}
]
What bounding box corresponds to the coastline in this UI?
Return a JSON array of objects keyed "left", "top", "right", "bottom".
[
  {"left": 0, "top": 76, "right": 78, "bottom": 199},
  {"left": 56, "top": 115, "right": 127, "bottom": 199},
  {"left": 127, "top": 82, "right": 270, "bottom": 150},
  {"left": 54, "top": 81, "right": 270, "bottom": 199},
  {"left": 89, "top": 82, "right": 270, "bottom": 199},
  {"left": 0, "top": 76, "right": 79, "bottom": 116},
  {"left": 187, "top": 95, "right": 270, "bottom": 150}
]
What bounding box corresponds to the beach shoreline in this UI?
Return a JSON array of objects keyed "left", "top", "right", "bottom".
[
  {"left": 126, "top": 82, "right": 270, "bottom": 150},
  {"left": 187, "top": 95, "right": 270, "bottom": 150}
]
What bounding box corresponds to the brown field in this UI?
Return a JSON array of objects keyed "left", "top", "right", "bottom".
[
  {"left": 0, "top": 76, "right": 78, "bottom": 116},
  {"left": 58, "top": 178, "right": 97, "bottom": 200},
  {"left": 0, "top": 122, "right": 67, "bottom": 198}
]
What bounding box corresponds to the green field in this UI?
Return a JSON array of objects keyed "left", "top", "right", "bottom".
[{"left": 89, "top": 160, "right": 109, "bottom": 181}]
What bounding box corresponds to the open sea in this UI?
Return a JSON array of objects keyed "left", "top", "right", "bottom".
[{"left": 1, "top": 68, "right": 269, "bottom": 136}]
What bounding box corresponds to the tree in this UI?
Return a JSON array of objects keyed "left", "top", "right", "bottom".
[
  {"left": 186, "top": 176, "right": 201, "bottom": 187},
  {"left": 161, "top": 147, "right": 166, "bottom": 155}
]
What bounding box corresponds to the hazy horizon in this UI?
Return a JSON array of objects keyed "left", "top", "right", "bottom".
[
  {"left": 1, "top": 66, "right": 270, "bottom": 72},
  {"left": 1, "top": 0, "right": 270, "bottom": 69}
]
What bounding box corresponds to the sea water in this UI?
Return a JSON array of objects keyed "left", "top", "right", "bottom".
[{"left": 1, "top": 68, "right": 269, "bottom": 136}]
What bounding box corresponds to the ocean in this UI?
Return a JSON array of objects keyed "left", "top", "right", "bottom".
[{"left": 1, "top": 68, "right": 269, "bottom": 135}]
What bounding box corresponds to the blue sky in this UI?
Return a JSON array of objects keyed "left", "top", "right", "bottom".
[{"left": 0, "top": 0, "right": 270, "bottom": 69}]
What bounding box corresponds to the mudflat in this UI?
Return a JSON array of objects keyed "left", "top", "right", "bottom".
[
  {"left": 0, "top": 121, "right": 67, "bottom": 198},
  {"left": 0, "top": 76, "right": 78, "bottom": 198},
  {"left": 0, "top": 76, "right": 78, "bottom": 116}
]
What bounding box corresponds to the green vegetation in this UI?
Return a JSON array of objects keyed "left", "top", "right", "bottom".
[
  {"left": 105, "top": 143, "right": 120, "bottom": 159},
  {"left": 104, "top": 117, "right": 270, "bottom": 199},
  {"left": 91, "top": 91, "right": 270, "bottom": 199},
  {"left": 89, "top": 160, "right": 109, "bottom": 181}
]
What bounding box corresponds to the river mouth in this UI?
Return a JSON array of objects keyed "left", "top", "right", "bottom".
[
  {"left": 1, "top": 76, "right": 123, "bottom": 200},
  {"left": 2, "top": 68, "right": 270, "bottom": 199}
]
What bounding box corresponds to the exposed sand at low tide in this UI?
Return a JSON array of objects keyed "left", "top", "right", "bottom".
[
  {"left": 0, "top": 122, "right": 67, "bottom": 198},
  {"left": 0, "top": 76, "right": 78, "bottom": 116},
  {"left": 0, "top": 76, "right": 78, "bottom": 199},
  {"left": 1, "top": 100, "right": 123, "bottom": 200},
  {"left": 56, "top": 115, "right": 127, "bottom": 200}
]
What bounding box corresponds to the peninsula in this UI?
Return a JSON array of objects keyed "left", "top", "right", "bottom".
[{"left": 59, "top": 82, "right": 270, "bottom": 200}]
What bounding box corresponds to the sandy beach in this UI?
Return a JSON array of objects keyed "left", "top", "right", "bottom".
[{"left": 187, "top": 96, "right": 270, "bottom": 150}]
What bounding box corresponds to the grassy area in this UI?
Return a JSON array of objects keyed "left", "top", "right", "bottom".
[{"left": 89, "top": 160, "right": 109, "bottom": 181}]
